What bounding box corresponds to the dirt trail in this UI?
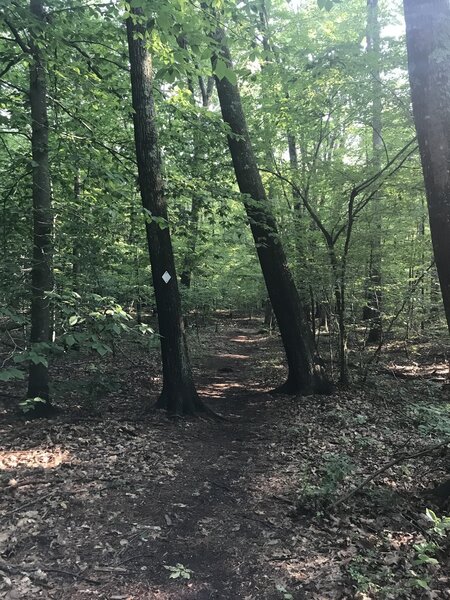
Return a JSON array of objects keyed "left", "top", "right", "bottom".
[
  {"left": 0, "top": 321, "right": 303, "bottom": 599},
  {"left": 1, "top": 319, "right": 448, "bottom": 599}
]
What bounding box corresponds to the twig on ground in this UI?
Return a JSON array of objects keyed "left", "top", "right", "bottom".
[
  {"left": 1, "top": 491, "right": 56, "bottom": 520},
  {"left": 331, "top": 438, "right": 450, "bottom": 509},
  {"left": 0, "top": 559, "right": 101, "bottom": 584}
]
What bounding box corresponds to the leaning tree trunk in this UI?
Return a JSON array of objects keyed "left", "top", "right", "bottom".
[
  {"left": 211, "top": 27, "right": 331, "bottom": 395},
  {"left": 26, "top": 0, "right": 55, "bottom": 416},
  {"left": 126, "top": 10, "right": 205, "bottom": 415},
  {"left": 364, "top": 0, "right": 383, "bottom": 343},
  {"left": 403, "top": 0, "right": 450, "bottom": 334}
]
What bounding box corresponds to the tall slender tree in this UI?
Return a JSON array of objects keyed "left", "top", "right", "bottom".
[
  {"left": 180, "top": 74, "right": 213, "bottom": 289},
  {"left": 403, "top": 0, "right": 450, "bottom": 334},
  {"left": 364, "top": 0, "right": 383, "bottom": 343},
  {"left": 126, "top": 8, "right": 206, "bottom": 415},
  {"left": 26, "top": 0, "right": 55, "bottom": 415},
  {"left": 209, "top": 22, "right": 332, "bottom": 395}
]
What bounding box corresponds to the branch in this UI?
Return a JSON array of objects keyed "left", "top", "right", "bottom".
[
  {"left": 3, "top": 18, "right": 30, "bottom": 54},
  {"left": 48, "top": 97, "right": 137, "bottom": 173},
  {"left": 0, "top": 55, "right": 22, "bottom": 79},
  {"left": 63, "top": 40, "right": 128, "bottom": 76},
  {"left": 361, "top": 261, "right": 436, "bottom": 379},
  {"left": 352, "top": 137, "right": 417, "bottom": 197},
  {"left": 259, "top": 167, "right": 333, "bottom": 245},
  {"left": 331, "top": 438, "right": 450, "bottom": 509},
  {"left": 331, "top": 141, "right": 418, "bottom": 244},
  {"left": 47, "top": 2, "right": 114, "bottom": 15}
]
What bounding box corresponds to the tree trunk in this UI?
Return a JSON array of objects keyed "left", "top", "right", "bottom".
[
  {"left": 126, "top": 10, "right": 205, "bottom": 415},
  {"left": 180, "top": 77, "right": 211, "bottom": 288},
  {"left": 26, "top": 0, "right": 55, "bottom": 416},
  {"left": 72, "top": 172, "right": 81, "bottom": 294},
  {"left": 403, "top": 0, "right": 450, "bottom": 335},
  {"left": 212, "top": 28, "right": 332, "bottom": 395},
  {"left": 364, "top": 0, "right": 383, "bottom": 343},
  {"left": 264, "top": 298, "right": 274, "bottom": 330}
]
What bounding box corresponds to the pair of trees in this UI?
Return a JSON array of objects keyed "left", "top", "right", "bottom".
[
  {"left": 127, "top": 3, "right": 332, "bottom": 412},
  {"left": 10, "top": 0, "right": 331, "bottom": 416}
]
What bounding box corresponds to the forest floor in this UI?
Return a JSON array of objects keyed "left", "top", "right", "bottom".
[{"left": 1, "top": 315, "right": 450, "bottom": 599}]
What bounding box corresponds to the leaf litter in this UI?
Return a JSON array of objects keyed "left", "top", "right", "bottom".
[{"left": 1, "top": 316, "right": 449, "bottom": 598}]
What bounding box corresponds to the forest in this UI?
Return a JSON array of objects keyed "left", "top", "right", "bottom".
[{"left": 1, "top": 0, "right": 450, "bottom": 598}]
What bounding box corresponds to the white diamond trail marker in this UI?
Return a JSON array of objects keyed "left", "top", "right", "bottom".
[{"left": 162, "top": 271, "right": 172, "bottom": 284}]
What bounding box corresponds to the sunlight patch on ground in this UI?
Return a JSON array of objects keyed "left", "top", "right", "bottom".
[
  {"left": 216, "top": 353, "right": 250, "bottom": 360},
  {"left": 0, "top": 447, "right": 71, "bottom": 470},
  {"left": 230, "top": 336, "right": 262, "bottom": 344},
  {"left": 386, "top": 361, "right": 448, "bottom": 380},
  {"left": 279, "top": 554, "right": 345, "bottom": 591},
  {"left": 199, "top": 380, "right": 269, "bottom": 398}
]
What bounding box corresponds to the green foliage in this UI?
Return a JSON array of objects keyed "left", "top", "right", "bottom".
[
  {"left": 317, "top": 0, "right": 342, "bottom": 10},
  {"left": 18, "top": 397, "right": 47, "bottom": 414},
  {"left": 213, "top": 58, "right": 237, "bottom": 85},
  {"left": 56, "top": 292, "right": 155, "bottom": 357},
  {"left": 409, "top": 402, "right": 450, "bottom": 438},
  {"left": 275, "top": 584, "right": 293, "bottom": 599},
  {"left": 424, "top": 508, "right": 450, "bottom": 539},
  {"left": 164, "top": 563, "right": 193, "bottom": 579},
  {"left": 347, "top": 556, "right": 380, "bottom": 595},
  {"left": 297, "top": 453, "right": 354, "bottom": 512},
  {"left": 408, "top": 509, "right": 450, "bottom": 590},
  {"left": 413, "top": 541, "right": 439, "bottom": 566},
  {"left": 0, "top": 0, "right": 444, "bottom": 400},
  {"left": 0, "top": 367, "right": 26, "bottom": 382}
]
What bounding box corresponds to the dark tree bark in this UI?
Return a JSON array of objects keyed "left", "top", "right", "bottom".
[
  {"left": 211, "top": 28, "right": 332, "bottom": 395},
  {"left": 403, "top": 0, "right": 450, "bottom": 334},
  {"left": 26, "top": 0, "right": 55, "bottom": 416},
  {"left": 364, "top": 0, "right": 383, "bottom": 343},
  {"left": 126, "top": 10, "right": 205, "bottom": 415}
]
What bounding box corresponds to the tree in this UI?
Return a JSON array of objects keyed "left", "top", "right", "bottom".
[
  {"left": 179, "top": 72, "right": 213, "bottom": 289},
  {"left": 363, "top": 0, "right": 383, "bottom": 343},
  {"left": 403, "top": 0, "right": 450, "bottom": 334},
  {"left": 126, "top": 8, "right": 206, "bottom": 415},
  {"left": 209, "top": 21, "right": 332, "bottom": 395},
  {"left": 26, "top": 0, "right": 55, "bottom": 415}
]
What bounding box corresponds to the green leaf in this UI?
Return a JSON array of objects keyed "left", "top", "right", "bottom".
[
  {"left": 65, "top": 334, "right": 76, "bottom": 347},
  {"left": 0, "top": 367, "right": 25, "bottom": 382},
  {"left": 13, "top": 353, "right": 28, "bottom": 364},
  {"left": 214, "top": 58, "right": 227, "bottom": 80},
  {"left": 19, "top": 397, "right": 47, "bottom": 413},
  {"left": 29, "top": 352, "right": 48, "bottom": 367},
  {"left": 69, "top": 315, "right": 79, "bottom": 326},
  {"left": 425, "top": 508, "right": 437, "bottom": 523},
  {"left": 91, "top": 342, "right": 112, "bottom": 356},
  {"left": 223, "top": 67, "right": 237, "bottom": 85}
]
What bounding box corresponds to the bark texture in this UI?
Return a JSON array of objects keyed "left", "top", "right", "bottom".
[
  {"left": 403, "top": 0, "right": 450, "bottom": 333},
  {"left": 126, "top": 11, "right": 204, "bottom": 415},
  {"left": 212, "top": 29, "right": 332, "bottom": 395}
]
